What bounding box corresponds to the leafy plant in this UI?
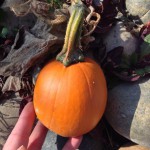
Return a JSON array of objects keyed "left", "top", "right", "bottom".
[
  {"left": 139, "top": 34, "right": 150, "bottom": 60},
  {"left": 0, "top": 27, "right": 9, "bottom": 38},
  {"left": 104, "top": 32, "right": 150, "bottom": 82},
  {"left": 135, "top": 66, "right": 150, "bottom": 76}
]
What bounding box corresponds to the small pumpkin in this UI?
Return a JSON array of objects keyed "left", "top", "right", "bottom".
[
  {"left": 33, "top": 0, "right": 107, "bottom": 137},
  {"left": 34, "top": 58, "right": 107, "bottom": 137}
]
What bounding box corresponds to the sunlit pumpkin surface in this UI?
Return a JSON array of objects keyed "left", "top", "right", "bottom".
[{"left": 34, "top": 58, "right": 107, "bottom": 137}]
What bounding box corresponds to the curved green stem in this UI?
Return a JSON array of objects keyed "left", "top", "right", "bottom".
[
  {"left": 61, "top": 8, "right": 77, "bottom": 53},
  {"left": 67, "top": 8, "right": 84, "bottom": 52},
  {"left": 56, "top": 0, "right": 85, "bottom": 66}
]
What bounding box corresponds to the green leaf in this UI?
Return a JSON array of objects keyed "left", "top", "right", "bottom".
[
  {"left": 140, "top": 34, "right": 150, "bottom": 60},
  {"left": 144, "top": 66, "right": 150, "bottom": 73},
  {"left": 135, "top": 69, "right": 145, "bottom": 76},
  {"left": 47, "top": 0, "right": 51, "bottom": 3},
  {"left": 135, "top": 66, "right": 150, "bottom": 76},
  {"left": 145, "top": 34, "right": 150, "bottom": 43},
  {"left": 0, "top": 27, "right": 9, "bottom": 38}
]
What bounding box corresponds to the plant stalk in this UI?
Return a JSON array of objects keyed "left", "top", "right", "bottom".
[{"left": 56, "top": 0, "right": 85, "bottom": 66}]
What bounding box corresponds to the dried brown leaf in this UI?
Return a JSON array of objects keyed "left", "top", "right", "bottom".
[
  {"left": 2, "top": 76, "right": 21, "bottom": 92},
  {"left": 0, "top": 19, "right": 65, "bottom": 77}
]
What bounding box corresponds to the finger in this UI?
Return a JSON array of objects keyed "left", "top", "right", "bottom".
[
  {"left": 62, "top": 136, "right": 83, "bottom": 150},
  {"left": 17, "top": 145, "right": 27, "bottom": 150},
  {"left": 3, "top": 102, "right": 35, "bottom": 150},
  {"left": 27, "top": 121, "right": 48, "bottom": 150}
]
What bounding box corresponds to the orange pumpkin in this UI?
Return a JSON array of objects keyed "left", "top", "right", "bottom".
[{"left": 33, "top": 58, "right": 107, "bottom": 137}]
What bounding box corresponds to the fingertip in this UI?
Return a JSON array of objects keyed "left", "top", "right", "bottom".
[
  {"left": 71, "top": 135, "right": 83, "bottom": 147},
  {"left": 62, "top": 135, "right": 83, "bottom": 150},
  {"left": 20, "top": 102, "right": 35, "bottom": 116},
  {"left": 18, "top": 102, "right": 35, "bottom": 123}
]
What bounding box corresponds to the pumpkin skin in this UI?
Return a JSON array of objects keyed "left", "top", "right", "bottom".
[{"left": 33, "top": 57, "right": 107, "bottom": 137}]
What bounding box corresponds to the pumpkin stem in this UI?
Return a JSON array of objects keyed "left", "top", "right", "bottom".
[{"left": 56, "top": 0, "right": 85, "bottom": 66}]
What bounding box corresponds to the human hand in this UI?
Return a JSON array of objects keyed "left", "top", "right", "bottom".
[{"left": 3, "top": 102, "right": 83, "bottom": 150}]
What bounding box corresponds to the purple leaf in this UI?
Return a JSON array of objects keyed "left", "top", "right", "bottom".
[{"left": 113, "top": 71, "right": 141, "bottom": 82}]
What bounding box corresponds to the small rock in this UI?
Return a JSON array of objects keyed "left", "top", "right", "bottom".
[
  {"left": 119, "top": 143, "right": 150, "bottom": 150},
  {"left": 141, "top": 10, "right": 150, "bottom": 24},
  {"left": 42, "top": 131, "right": 57, "bottom": 150},
  {"left": 126, "top": 0, "right": 150, "bottom": 23},
  {"left": 103, "top": 22, "right": 138, "bottom": 55},
  {"left": 105, "top": 77, "right": 150, "bottom": 148}
]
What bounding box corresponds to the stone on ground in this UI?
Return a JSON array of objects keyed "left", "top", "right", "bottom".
[
  {"left": 105, "top": 77, "right": 150, "bottom": 148},
  {"left": 0, "top": 94, "right": 21, "bottom": 148},
  {"left": 119, "top": 142, "right": 150, "bottom": 150}
]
